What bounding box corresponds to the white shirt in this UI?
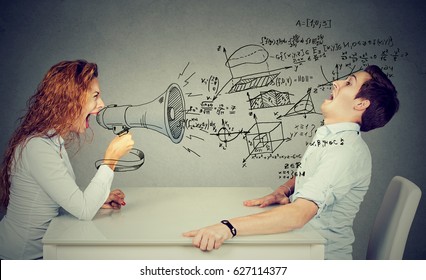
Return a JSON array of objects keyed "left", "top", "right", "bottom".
[
  {"left": 0, "top": 134, "right": 114, "bottom": 259},
  {"left": 292, "top": 122, "right": 371, "bottom": 260}
]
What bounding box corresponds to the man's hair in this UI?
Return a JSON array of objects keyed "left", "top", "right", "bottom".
[{"left": 356, "top": 65, "right": 399, "bottom": 132}]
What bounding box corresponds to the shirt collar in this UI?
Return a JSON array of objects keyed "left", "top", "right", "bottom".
[
  {"left": 43, "top": 130, "right": 65, "bottom": 148},
  {"left": 318, "top": 122, "right": 361, "bottom": 136}
]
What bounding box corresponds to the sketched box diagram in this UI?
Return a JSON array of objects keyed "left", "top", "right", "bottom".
[
  {"left": 246, "top": 122, "right": 285, "bottom": 155},
  {"left": 249, "top": 89, "right": 293, "bottom": 110}
]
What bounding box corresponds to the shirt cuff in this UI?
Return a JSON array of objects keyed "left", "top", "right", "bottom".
[{"left": 93, "top": 164, "right": 114, "bottom": 187}]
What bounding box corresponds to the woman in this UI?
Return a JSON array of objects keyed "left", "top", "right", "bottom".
[{"left": 0, "top": 60, "right": 134, "bottom": 259}]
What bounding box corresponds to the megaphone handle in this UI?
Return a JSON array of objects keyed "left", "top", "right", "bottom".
[
  {"left": 115, "top": 126, "right": 130, "bottom": 136},
  {"left": 114, "top": 148, "right": 145, "bottom": 172},
  {"left": 95, "top": 148, "right": 145, "bottom": 172}
]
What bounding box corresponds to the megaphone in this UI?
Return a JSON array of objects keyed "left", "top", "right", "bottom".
[{"left": 96, "top": 83, "right": 186, "bottom": 143}]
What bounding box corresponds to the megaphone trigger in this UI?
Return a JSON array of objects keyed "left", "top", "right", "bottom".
[{"left": 115, "top": 126, "right": 130, "bottom": 136}]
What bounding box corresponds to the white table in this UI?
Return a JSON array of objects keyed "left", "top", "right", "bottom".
[{"left": 43, "top": 187, "right": 325, "bottom": 259}]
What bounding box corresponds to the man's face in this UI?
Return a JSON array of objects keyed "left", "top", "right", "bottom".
[{"left": 321, "top": 71, "right": 372, "bottom": 123}]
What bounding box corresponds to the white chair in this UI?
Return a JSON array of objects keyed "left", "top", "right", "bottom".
[{"left": 366, "top": 176, "right": 422, "bottom": 259}]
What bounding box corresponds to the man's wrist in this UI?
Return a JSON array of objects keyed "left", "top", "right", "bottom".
[
  {"left": 277, "top": 184, "right": 293, "bottom": 196},
  {"left": 283, "top": 185, "right": 293, "bottom": 196},
  {"left": 221, "top": 220, "right": 237, "bottom": 238}
]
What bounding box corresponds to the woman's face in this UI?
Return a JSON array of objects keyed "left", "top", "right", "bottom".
[{"left": 72, "top": 78, "right": 105, "bottom": 134}]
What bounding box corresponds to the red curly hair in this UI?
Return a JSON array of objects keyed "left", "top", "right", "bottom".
[{"left": 0, "top": 60, "right": 98, "bottom": 207}]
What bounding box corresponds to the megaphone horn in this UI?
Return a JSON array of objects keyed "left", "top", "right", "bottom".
[{"left": 96, "top": 83, "right": 186, "bottom": 144}]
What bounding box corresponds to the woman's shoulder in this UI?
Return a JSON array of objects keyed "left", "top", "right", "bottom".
[
  {"left": 20, "top": 135, "right": 63, "bottom": 157},
  {"left": 26, "top": 133, "right": 62, "bottom": 147}
]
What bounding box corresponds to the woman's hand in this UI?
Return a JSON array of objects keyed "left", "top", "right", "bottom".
[
  {"left": 101, "top": 188, "right": 126, "bottom": 209},
  {"left": 103, "top": 133, "right": 135, "bottom": 170}
]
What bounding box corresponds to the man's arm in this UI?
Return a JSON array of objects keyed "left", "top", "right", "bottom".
[{"left": 183, "top": 197, "right": 318, "bottom": 251}]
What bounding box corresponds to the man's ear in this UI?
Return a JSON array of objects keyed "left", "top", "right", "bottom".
[{"left": 355, "top": 99, "right": 370, "bottom": 111}]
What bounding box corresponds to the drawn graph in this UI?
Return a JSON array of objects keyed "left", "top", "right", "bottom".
[
  {"left": 209, "top": 116, "right": 288, "bottom": 164},
  {"left": 224, "top": 44, "right": 280, "bottom": 94},
  {"left": 243, "top": 119, "right": 289, "bottom": 164},
  {"left": 248, "top": 89, "right": 294, "bottom": 110},
  {"left": 228, "top": 72, "right": 280, "bottom": 93},
  {"left": 213, "top": 44, "right": 292, "bottom": 100},
  {"left": 278, "top": 88, "right": 320, "bottom": 118}
]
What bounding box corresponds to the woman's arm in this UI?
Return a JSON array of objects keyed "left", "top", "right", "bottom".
[{"left": 24, "top": 137, "right": 113, "bottom": 220}]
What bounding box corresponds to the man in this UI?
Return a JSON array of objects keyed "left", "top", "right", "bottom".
[{"left": 183, "top": 65, "right": 399, "bottom": 259}]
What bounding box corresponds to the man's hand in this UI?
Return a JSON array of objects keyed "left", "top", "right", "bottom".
[
  {"left": 183, "top": 223, "right": 233, "bottom": 251},
  {"left": 244, "top": 178, "right": 295, "bottom": 208},
  {"left": 243, "top": 192, "right": 290, "bottom": 208}
]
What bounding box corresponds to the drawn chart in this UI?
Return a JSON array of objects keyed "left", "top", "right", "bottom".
[
  {"left": 278, "top": 88, "right": 320, "bottom": 119},
  {"left": 228, "top": 72, "right": 280, "bottom": 94},
  {"left": 248, "top": 90, "right": 294, "bottom": 110},
  {"left": 215, "top": 44, "right": 293, "bottom": 99},
  {"left": 243, "top": 119, "right": 288, "bottom": 164}
]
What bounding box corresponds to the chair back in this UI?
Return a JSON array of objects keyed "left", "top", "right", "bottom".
[{"left": 366, "top": 176, "right": 422, "bottom": 259}]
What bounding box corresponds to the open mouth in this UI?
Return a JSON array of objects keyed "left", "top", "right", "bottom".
[
  {"left": 85, "top": 114, "right": 91, "bottom": 128},
  {"left": 86, "top": 111, "right": 100, "bottom": 129}
]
